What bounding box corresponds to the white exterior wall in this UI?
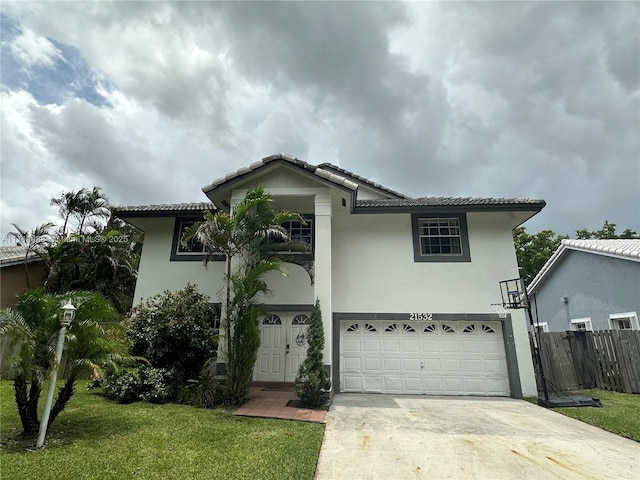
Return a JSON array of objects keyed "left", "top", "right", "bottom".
[
  {"left": 331, "top": 209, "right": 537, "bottom": 396},
  {"left": 132, "top": 218, "right": 226, "bottom": 304}
]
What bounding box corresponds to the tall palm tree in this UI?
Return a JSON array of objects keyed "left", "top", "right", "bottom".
[
  {"left": 50, "top": 189, "right": 86, "bottom": 238},
  {"left": 0, "top": 290, "right": 127, "bottom": 435},
  {"left": 190, "top": 186, "right": 310, "bottom": 404},
  {"left": 76, "top": 187, "right": 110, "bottom": 233},
  {"left": 5, "top": 223, "right": 54, "bottom": 289}
]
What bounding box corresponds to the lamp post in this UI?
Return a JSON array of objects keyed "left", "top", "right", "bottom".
[{"left": 36, "top": 302, "right": 76, "bottom": 449}]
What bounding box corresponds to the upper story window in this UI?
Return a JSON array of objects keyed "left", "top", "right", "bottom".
[
  {"left": 411, "top": 213, "right": 471, "bottom": 262},
  {"left": 271, "top": 215, "right": 314, "bottom": 255},
  {"left": 170, "top": 218, "right": 224, "bottom": 262}
]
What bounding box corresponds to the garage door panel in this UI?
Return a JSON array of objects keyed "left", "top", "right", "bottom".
[
  {"left": 402, "top": 338, "right": 420, "bottom": 351},
  {"left": 364, "top": 376, "right": 382, "bottom": 392},
  {"left": 403, "top": 358, "right": 422, "bottom": 372},
  {"left": 340, "top": 320, "right": 509, "bottom": 396},
  {"left": 343, "top": 375, "right": 363, "bottom": 391},
  {"left": 443, "top": 358, "right": 462, "bottom": 372},
  {"left": 382, "top": 338, "right": 400, "bottom": 352},
  {"left": 383, "top": 376, "right": 402, "bottom": 392},
  {"left": 343, "top": 357, "right": 361, "bottom": 371},
  {"left": 363, "top": 357, "right": 381, "bottom": 372},
  {"left": 363, "top": 338, "right": 380, "bottom": 352},
  {"left": 343, "top": 338, "right": 361, "bottom": 352}
]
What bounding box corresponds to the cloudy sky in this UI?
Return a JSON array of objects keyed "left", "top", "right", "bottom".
[{"left": 1, "top": 1, "right": 638, "bottom": 241}]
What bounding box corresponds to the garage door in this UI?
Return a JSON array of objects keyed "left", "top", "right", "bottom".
[{"left": 340, "top": 320, "right": 509, "bottom": 396}]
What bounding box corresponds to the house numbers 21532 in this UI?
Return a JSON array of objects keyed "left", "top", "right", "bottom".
[{"left": 409, "top": 313, "right": 433, "bottom": 321}]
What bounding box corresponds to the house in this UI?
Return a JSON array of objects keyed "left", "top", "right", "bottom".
[
  {"left": 0, "top": 246, "right": 47, "bottom": 308},
  {"left": 114, "top": 154, "right": 546, "bottom": 398},
  {"left": 527, "top": 239, "right": 640, "bottom": 332}
]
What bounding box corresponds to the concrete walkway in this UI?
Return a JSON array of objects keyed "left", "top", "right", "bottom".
[
  {"left": 233, "top": 385, "right": 326, "bottom": 423},
  {"left": 315, "top": 394, "right": 639, "bottom": 480}
]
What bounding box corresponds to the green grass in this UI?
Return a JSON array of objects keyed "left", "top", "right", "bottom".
[
  {"left": 0, "top": 381, "right": 324, "bottom": 479},
  {"left": 529, "top": 389, "right": 640, "bottom": 442}
]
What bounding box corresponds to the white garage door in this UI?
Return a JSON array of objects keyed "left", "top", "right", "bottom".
[{"left": 340, "top": 320, "right": 509, "bottom": 396}]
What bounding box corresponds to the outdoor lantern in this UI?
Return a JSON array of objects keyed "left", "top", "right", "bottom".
[
  {"left": 61, "top": 302, "right": 76, "bottom": 327},
  {"left": 36, "top": 301, "right": 76, "bottom": 449}
]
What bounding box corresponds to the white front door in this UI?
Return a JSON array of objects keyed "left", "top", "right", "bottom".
[{"left": 254, "top": 312, "right": 311, "bottom": 382}]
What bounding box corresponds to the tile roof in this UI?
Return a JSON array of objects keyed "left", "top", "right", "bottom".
[
  {"left": 202, "top": 154, "right": 360, "bottom": 194},
  {"left": 0, "top": 246, "right": 41, "bottom": 266},
  {"left": 317, "top": 163, "right": 408, "bottom": 199},
  {"left": 527, "top": 239, "right": 640, "bottom": 293},
  {"left": 356, "top": 197, "right": 546, "bottom": 209},
  {"left": 113, "top": 202, "right": 215, "bottom": 215}
]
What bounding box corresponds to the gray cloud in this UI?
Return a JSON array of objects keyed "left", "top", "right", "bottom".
[{"left": 1, "top": 1, "right": 638, "bottom": 241}]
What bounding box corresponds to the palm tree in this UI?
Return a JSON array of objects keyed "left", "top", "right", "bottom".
[
  {"left": 76, "top": 187, "right": 110, "bottom": 233},
  {"left": 190, "top": 186, "right": 310, "bottom": 404},
  {"left": 5, "top": 223, "right": 54, "bottom": 289},
  {"left": 0, "top": 290, "right": 127, "bottom": 435},
  {"left": 50, "top": 189, "right": 85, "bottom": 238}
]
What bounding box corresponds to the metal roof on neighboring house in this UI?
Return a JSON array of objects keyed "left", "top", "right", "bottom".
[
  {"left": 0, "top": 246, "right": 42, "bottom": 267},
  {"left": 527, "top": 239, "right": 640, "bottom": 293}
]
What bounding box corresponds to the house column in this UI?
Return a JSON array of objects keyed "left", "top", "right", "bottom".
[{"left": 314, "top": 192, "right": 333, "bottom": 379}]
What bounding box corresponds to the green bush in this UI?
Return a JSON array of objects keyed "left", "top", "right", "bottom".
[
  {"left": 98, "top": 366, "right": 176, "bottom": 404},
  {"left": 123, "top": 284, "right": 219, "bottom": 385},
  {"left": 295, "top": 299, "right": 331, "bottom": 408}
]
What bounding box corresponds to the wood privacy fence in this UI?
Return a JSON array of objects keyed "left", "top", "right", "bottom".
[{"left": 531, "top": 330, "right": 640, "bottom": 394}]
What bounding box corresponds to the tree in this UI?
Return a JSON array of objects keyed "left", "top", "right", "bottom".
[
  {"left": 0, "top": 290, "right": 126, "bottom": 435},
  {"left": 123, "top": 284, "right": 219, "bottom": 386},
  {"left": 576, "top": 220, "right": 638, "bottom": 240},
  {"left": 191, "top": 185, "right": 309, "bottom": 404},
  {"left": 513, "top": 227, "right": 567, "bottom": 285},
  {"left": 295, "top": 299, "right": 330, "bottom": 408},
  {"left": 50, "top": 189, "right": 85, "bottom": 238},
  {"left": 5, "top": 223, "right": 54, "bottom": 289},
  {"left": 76, "top": 187, "right": 110, "bottom": 233}
]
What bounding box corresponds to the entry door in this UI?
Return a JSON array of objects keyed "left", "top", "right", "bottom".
[
  {"left": 284, "top": 314, "right": 311, "bottom": 382},
  {"left": 254, "top": 314, "right": 286, "bottom": 381},
  {"left": 254, "top": 313, "right": 311, "bottom": 382}
]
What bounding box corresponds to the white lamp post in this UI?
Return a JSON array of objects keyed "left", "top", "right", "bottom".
[{"left": 36, "top": 302, "right": 76, "bottom": 449}]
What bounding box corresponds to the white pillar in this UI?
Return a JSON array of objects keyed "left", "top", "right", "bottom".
[{"left": 314, "top": 192, "right": 333, "bottom": 370}]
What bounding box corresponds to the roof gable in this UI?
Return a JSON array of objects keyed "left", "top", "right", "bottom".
[{"left": 528, "top": 239, "right": 640, "bottom": 293}]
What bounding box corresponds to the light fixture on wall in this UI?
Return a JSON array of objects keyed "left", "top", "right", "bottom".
[{"left": 561, "top": 296, "right": 569, "bottom": 304}]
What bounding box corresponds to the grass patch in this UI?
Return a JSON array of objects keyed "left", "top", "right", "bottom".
[
  {"left": 528, "top": 389, "right": 640, "bottom": 442},
  {"left": 0, "top": 381, "right": 324, "bottom": 479}
]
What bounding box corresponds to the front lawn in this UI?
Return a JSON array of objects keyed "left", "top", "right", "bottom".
[
  {"left": 0, "top": 381, "right": 324, "bottom": 479},
  {"left": 546, "top": 389, "right": 640, "bottom": 442}
]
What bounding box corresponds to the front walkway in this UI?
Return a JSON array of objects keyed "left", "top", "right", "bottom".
[{"left": 233, "top": 383, "right": 326, "bottom": 423}]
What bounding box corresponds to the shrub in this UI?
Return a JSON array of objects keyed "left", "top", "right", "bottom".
[
  {"left": 295, "top": 299, "right": 331, "bottom": 408},
  {"left": 99, "top": 365, "right": 176, "bottom": 404},
  {"left": 123, "top": 284, "right": 219, "bottom": 385}
]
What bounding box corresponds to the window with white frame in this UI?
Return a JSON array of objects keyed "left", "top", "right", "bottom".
[
  {"left": 609, "top": 312, "right": 639, "bottom": 331},
  {"left": 411, "top": 213, "right": 471, "bottom": 262},
  {"left": 533, "top": 322, "right": 549, "bottom": 334},
  {"left": 570, "top": 318, "right": 593, "bottom": 332}
]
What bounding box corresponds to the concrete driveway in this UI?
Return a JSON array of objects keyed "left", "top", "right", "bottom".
[{"left": 315, "top": 394, "right": 639, "bottom": 480}]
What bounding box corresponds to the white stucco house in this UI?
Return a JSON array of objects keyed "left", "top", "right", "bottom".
[{"left": 114, "top": 154, "right": 546, "bottom": 398}]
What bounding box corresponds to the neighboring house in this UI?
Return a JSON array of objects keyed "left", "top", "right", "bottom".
[
  {"left": 114, "top": 154, "right": 546, "bottom": 398},
  {"left": 0, "top": 246, "right": 47, "bottom": 308},
  {"left": 527, "top": 239, "right": 640, "bottom": 332}
]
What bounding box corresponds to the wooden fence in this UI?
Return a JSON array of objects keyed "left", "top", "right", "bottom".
[{"left": 530, "top": 330, "right": 640, "bottom": 394}]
